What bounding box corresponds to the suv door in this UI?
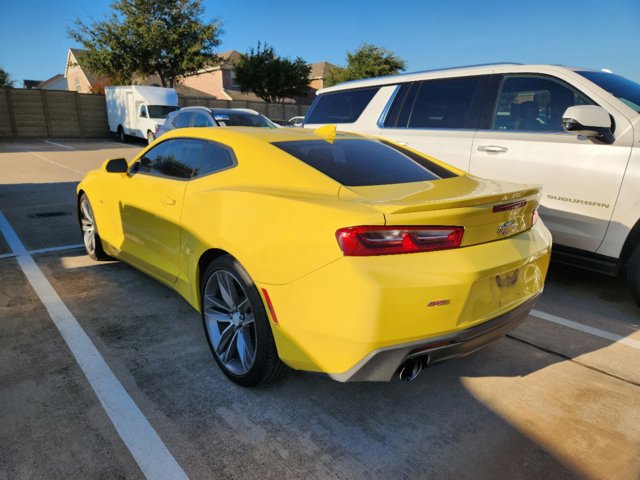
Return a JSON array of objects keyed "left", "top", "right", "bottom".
[
  {"left": 469, "top": 73, "right": 633, "bottom": 252},
  {"left": 380, "top": 76, "right": 489, "bottom": 171}
]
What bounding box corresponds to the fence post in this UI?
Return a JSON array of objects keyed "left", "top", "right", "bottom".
[
  {"left": 74, "top": 92, "right": 85, "bottom": 138},
  {"left": 5, "top": 88, "right": 17, "bottom": 138},
  {"left": 40, "top": 90, "right": 52, "bottom": 138}
]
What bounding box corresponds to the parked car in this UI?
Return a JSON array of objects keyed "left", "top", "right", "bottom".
[
  {"left": 285, "top": 116, "right": 305, "bottom": 127},
  {"left": 304, "top": 64, "right": 640, "bottom": 305},
  {"left": 156, "top": 107, "right": 278, "bottom": 139},
  {"left": 77, "top": 126, "right": 551, "bottom": 386},
  {"left": 105, "top": 86, "right": 178, "bottom": 144}
]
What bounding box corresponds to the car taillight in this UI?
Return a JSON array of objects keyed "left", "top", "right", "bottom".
[
  {"left": 532, "top": 208, "right": 539, "bottom": 225},
  {"left": 336, "top": 226, "right": 464, "bottom": 256}
]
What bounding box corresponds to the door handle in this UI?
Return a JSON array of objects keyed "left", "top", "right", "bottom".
[
  {"left": 162, "top": 197, "right": 176, "bottom": 206},
  {"left": 477, "top": 145, "right": 508, "bottom": 154}
]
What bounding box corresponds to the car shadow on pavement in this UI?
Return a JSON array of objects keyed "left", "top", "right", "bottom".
[{"left": 22, "top": 248, "right": 640, "bottom": 480}]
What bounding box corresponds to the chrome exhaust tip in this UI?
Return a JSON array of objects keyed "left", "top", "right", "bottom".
[{"left": 398, "top": 359, "right": 422, "bottom": 382}]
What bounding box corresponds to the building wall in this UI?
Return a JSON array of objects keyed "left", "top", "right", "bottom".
[
  {"left": 66, "top": 61, "right": 91, "bottom": 93},
  {"left": 180, "top": 70, "right": 228, "bottom": 99}
]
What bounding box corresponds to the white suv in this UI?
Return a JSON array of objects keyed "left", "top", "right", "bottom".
[{"left": 304, "top": 64, "right": 640, "bottom": 305}]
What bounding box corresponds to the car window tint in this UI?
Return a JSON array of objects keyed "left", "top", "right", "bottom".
[
  {"left": 306, "top": 87, "right": 380, "bottom": 124},
  {"left": 491, "top": 75, "right": 595, "bottom": 132},
  {"left": 383, "top": 83, "right": 414, "bottom": 128},
  {"left": 193, "top": 112, "right": 213, "bottom": 127},
  {"left": 193, "top": 142, "right": 236, "bottom": 177},
  {"left": 407, "top": 77, "right": 481, "bottom": 129},
  {"left": 133, "top": 139, "right": 206, "bottom": 179},
  {"left": 273, "top": 139, "right": 454, "bottom": 187},
  {"left": 173, "top": 112, "right": 193, "bottom": 128}
]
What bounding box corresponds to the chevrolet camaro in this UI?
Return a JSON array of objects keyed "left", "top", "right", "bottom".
[{"left": 77, "top": 126, "right": 552, "bottom": 386}]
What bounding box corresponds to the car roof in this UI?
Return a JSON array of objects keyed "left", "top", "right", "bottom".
[
  {"left": 178, "top": 106, "right": 262, "bottom": 116},
  {"left": 318, "top": 63, "right": 603, "bottom": 94}
]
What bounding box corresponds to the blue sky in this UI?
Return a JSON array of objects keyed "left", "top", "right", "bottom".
[{"left": 1, "top": 0, "right": 639, "bottom": 85}]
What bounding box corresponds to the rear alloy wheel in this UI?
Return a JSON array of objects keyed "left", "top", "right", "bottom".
[
  {"left": 147, "top": 131, "right": 155, "bottom": 144},
  {"left": 201, "top": 256, "right": 286, "bottom": 386},
  {"left": 79, "top": 194, "right": 110, "bottom": 261},
  {"left": 627, "top": 244, "right": 640, "bottom": 307}
]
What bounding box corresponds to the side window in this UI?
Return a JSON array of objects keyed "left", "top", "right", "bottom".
[
  {"left": 172, "top": 112, "right": 193, "bottom": 128},
  {"left": 305, "top": 87, "right": 380, "bottom": 124},
  {"left": 132, "top": 139, "right": 206, "bottom": 179},
  {"left": 193, "top": 142, "right": 236, "bottom": 178},
  {"left": 193, "top": 112, "right": 214, "bottom": 127},
  {"left": 139, "top": 105, "right": 148, "bottom": 118},
  {"left": 404, "top": 77, "right": 482, "bottom": 129},
  {"left": 491, "top": 75, "right": 595, "bottom": 132}
]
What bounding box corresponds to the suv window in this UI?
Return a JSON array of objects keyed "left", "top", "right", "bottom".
[
  {"left": 193, "top": 112, "right": 214, "bottom": 127},
  {"left": 173, "top": 112, "right": 193, "bottom": 128},
  {"left": 272, "top": 138, "right": 454, "bottom": 187},
  {"left": 491, "top": 75, "right": 594, "bottom": 132},
  {"left": 384, "top": 77, "right": 483, "bottom": 129},
  {"left": 133, "top": 139, "right": 206, "bottom": 179},
  {"left": 306, "top": 87, "right": 380, "bottom": 124}
]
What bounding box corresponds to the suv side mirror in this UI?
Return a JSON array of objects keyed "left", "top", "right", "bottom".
[
  {"left": 103, "top": 157, "right": 129, "bottom": 173},
  {"left": 563, "top": 106, "right": 614, "bottom": 144}
]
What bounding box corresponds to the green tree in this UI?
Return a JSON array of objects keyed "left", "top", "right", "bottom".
[
  {"left": 0, "top": 68, "right": 13, "bottom": 88},
  {"left": 325, "top": 43, "right": 407, "bottom": 87},
  {"left": 233, "top": 43, "right": 311, "bottom": 103},
  {"left": 69, "top": 0, "right": 222, "bottom": 87}
]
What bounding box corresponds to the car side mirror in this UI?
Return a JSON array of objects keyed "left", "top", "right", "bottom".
[
  {"left": 103, "top": 157, "right": 129, "bottom": 173},
  {"left": 562, "top": 105, "right": 614, "bottom": 144}
]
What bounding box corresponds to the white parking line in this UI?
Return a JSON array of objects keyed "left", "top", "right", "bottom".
[
  {"left": 0, "top": 243, "right": 85, "bottom": 260},
  {"left": 10, "top": 145, "right": 84, "bottom": 175},
  {"left": 0, "top": 212, "right": 188, "bottom": 480},
  {"left": 531, "top": 309, "right": 640, "bottom": 350},
  {"left": 44, "top": 140, "right": 75, "bottom": 150}
]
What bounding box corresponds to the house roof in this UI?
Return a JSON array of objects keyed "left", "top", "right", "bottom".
[
  {"left": 67, "top": 48, "right": 108, "bottom": 87},
  {"left": 310, "top": 61, "right": 338, "bottom": 79},
  {"left": 219, "top": 50, "right": 242, "bottom": 67},
  {"left": 37, "top": 74, "right": 65, "bottom": 89},
  {"left": 23, "top": 79, "right": 43, "bottom": 89}
]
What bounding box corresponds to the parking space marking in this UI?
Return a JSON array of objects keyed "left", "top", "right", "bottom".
[
  {"left": 531, "top": 309, "right": 640, "bottom": 350},
  {"left": 44, "top": 140, "right": 75, "bottom": 150},
  {"left": 10, "top": 145, "right": 84, "bottom": 175},
  {"left": 0, "top": 243, "right": 85, "bottom": 260},
  {"left": 0, "top": 211, "right": 189, "bottom": 480}
]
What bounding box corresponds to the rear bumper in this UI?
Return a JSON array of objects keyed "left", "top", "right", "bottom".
[{"left": 329, "top": 293, "right": 540, "bottom": 382}]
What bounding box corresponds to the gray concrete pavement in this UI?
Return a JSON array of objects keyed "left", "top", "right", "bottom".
[{"left": 1, "top": 140, "right": 639, "bottom": 480}]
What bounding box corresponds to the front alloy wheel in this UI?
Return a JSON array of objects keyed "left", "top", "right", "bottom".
[
  {"left": 79, "top": 194, "right": 109, "bottom": 261},
  {"left": 147, "top": 131, "right": 155, "bottom": 144},
  {"left": 201, "top": 256, "right": 286, "bottom": 386}
]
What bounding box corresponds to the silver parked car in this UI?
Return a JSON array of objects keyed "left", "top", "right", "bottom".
[{"left": 156, "top": 106, "right": 279, "bottom": 139}]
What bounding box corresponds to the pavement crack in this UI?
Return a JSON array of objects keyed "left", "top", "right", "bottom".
[{"left": 506, "top": 334, "right": 640, "bottom": 388}]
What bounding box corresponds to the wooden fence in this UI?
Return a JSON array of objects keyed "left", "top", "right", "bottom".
[{"left": 0, "top": 88, "right": 310, "bottom": 139}]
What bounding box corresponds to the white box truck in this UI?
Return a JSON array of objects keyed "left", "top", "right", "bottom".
[{"left": 105, "top": 86, "right": 179, "bottom": 144}]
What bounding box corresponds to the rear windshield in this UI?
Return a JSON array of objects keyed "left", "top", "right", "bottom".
[
  {"left": 577, "top": 71, "right": 640, "bottom": 113},
  {"left": 148, "top": 105, "right": 178, "bottom": 119},
  {"left": 272, "top": 138, "right": 455, "bottom": 186},
  {"left": 305, "top": 87, "right": 380, "bottom": 124}
]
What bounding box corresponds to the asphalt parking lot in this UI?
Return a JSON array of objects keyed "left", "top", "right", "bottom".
[{"left": 1, "top": 139, "right": 639, "bottom": 480}]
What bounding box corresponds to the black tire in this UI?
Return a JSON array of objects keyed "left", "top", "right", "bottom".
[
  {"left": 627, "top": 244, "right": 640, "bottom": 307},
  {"left": 147, "top": 131, "right": 155, "bottom": 144},
  {"left": 201, "top": 256, "right": 286, "bottom": 387},
  {"left": 117, "top": 126, "right": 127, "bottom": 143},
  {"left": 78, "top": 193, "right": 110, "bottom": 261}
]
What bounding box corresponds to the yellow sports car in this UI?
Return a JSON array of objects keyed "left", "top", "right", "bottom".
[{"left": 77, "top": 126, "right": 551, "bottom": 386}]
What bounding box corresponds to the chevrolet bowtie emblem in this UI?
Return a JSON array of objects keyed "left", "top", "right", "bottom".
[{"left": 497, "top": 221, "right": 516, "bottom": 236}]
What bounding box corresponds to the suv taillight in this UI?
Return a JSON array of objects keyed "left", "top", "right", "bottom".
[{"left": 336, "top": 226, "right": 464, "bottom": 256}]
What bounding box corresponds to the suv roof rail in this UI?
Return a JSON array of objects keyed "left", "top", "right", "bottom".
[{"left": 326, "top": 62, "right": 524, "bottom": 89}]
